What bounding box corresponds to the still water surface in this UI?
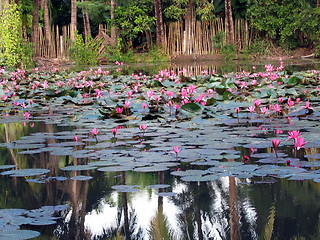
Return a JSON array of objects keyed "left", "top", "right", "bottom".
[
  {"left": 1, "top": 120, "right": 320, "bottom": 240},
  {"left": 0, "top": 60, "right": 320, "bottom": 240}
]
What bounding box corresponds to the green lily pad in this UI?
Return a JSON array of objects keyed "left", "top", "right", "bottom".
[
  {"left": 146, "top": 184, "right": 170, "bottom": 189},
  {"left": 0, "top": 165, "right": 16, "bottom": 170},
  {"left": 70, "top": 175, "right": 93, "bottom": 181},
  {"left": 0, "top": 230, "right": 40, "bottom": 240},
  {"left": 156, "top": 192, "right": 177, "bottom": 197},
  {"left": 1, "top": 168, "right": 50, "bottom": 177},
  {"left": 181, "top": 103, "right": 202, "bottom": 113},
  {"left": 60, "top": 165, "right": 97, "bottom": 171},
  {"left": 111, "top": 185, "right": 140, "bottom": 192}
]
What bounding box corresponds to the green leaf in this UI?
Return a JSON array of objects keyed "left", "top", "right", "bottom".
[{"left": 181, "top": 103, "right": 202, "bottom": 113}]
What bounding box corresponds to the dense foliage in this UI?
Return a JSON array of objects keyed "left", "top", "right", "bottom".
[
  {"left": 0, "top": 4, "right": 25, "bottom": 67},
  {"left": 0, "top": 0, "right": 319, "bottom": 67},
  {"left": 247, "top": 0, "right": 320, "bottom": 49}
]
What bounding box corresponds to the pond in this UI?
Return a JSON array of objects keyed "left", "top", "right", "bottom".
[
  {"left": 101, "top": 58, "right": 320, "bottom": 76},
  {"left": 0, "top": 61, "right": 320, "bottom": 240}
]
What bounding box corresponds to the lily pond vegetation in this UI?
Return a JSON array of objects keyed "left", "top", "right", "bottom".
[{"left": 0, "top": 61, "right": 320, "bottom": 239}]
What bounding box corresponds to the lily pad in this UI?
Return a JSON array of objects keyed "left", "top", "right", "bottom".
[
  {"left": 0, "top": 230, "right": 40, "bottom": 240},
  {"left": 134, "top": 165, "right": 169, "bottom": 172},
  {"left": 1, "top": 168, "right": 50, "bottom": 177},
  {"left": 181, "top": 103, "right": 202, "bottom": 113},
  {"left": 0, "top": 165, "right": 16, "bottom": 170},
  {"left": 146, "top": 184, "right": 171, "bottom": 189},
  {"left": 97, "top": 166, "right": 134, "bottom": 172},
  {"left": 61, "top": 165, "right": 97, "bottom": 171},
  {"left": 70, "top": 175, "right": 93, "bottom": 181},
  {"left": 111, "top": 185, "right": 140, "bottom": 192}
]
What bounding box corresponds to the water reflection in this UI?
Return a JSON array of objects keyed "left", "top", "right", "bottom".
[
  {"left": 1, "top": 119, "right": 320, "bottom": 239},
  {"left": 112, "top": 58, "right": 320, "bottom": 76}
]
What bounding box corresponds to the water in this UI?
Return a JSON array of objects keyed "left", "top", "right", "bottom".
[
  {"left": 100, "top": 58, "right": 320, "bottom": 76},
  {"left": 0, "top": 61, "right": 320, "bottom": 239},
  {"left": 1, "top": 119, "right": 320, "bottom": 240}
]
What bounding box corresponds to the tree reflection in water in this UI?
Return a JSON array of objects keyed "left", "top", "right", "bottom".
[{"left": 2, "top": 120, "right": 320, "bottom": 239}]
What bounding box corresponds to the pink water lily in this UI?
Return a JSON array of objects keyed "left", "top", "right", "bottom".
[
  {"left": 272, "top": 139, "right": 281, "bottom": 158},
  {"left": 247, "top": 106, "right": 255, "bottom": 113},
  {"left": 294, "top": 137, "right": 308, "bottom": 150},
  {"left": 287, "top": 98, "right": 294, "bottom": 107},
  {"left": 302, "top": 101, "right": 313, "bottom": 110},
  {"left": 116, "top": 107, "right": 123, "bottom": 114},
  {"left": 273, "top": 104, "right": 282, "bottom": 113},
  {"left": 23, "top": 112, "right": 31, "bottom": 118},
  {"left": 172, "top": 146, "right": 181, "bottom": 158},
  {"left": 139, "top": 124, "right": 147, "bottom": 131},
  {"left": 111, "top": 128, "right": 118, "bottom": 137},
  {"left": 142, "top": 103, "right": 147, "bottom": 109},
  {"left": 288, "top": 130, "right": 301, "bottom": 140},
  {"left": 254, "top": 99, "right": 261, "bottom": 107},
  {"left": 90, "top": 128, "right": 99, "bottom": 136}
]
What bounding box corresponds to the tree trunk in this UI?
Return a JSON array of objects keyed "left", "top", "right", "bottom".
[
  {"left": 110, "top": 0, "right": 117, "bottom": 46},
  {"left": 70, "top": 0, "right": 77, "bottom": 41},
  {"left": 81, "top": 0, "right": 91, "bottom": 41},
  {"left": 31, "top": 0, "right": 40, "bottom": 57},
  {"left": 42, "top": 0, "right": 53, "bottom": 57},
  {"left": 225, "top": 0, "right": 234, "bottom": 45},
  {"left": 184, "top": 0, "right": 195, "bottom": 55},
  {"left": 154, "top": 0, "right": 165, "bottom": 48}
]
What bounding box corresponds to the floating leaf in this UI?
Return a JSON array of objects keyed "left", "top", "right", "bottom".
[
  {"left": 1, "top": 168, "right": 50, "bottom": 177},
  {"left": 181, "top": 103, "right": 202, "bottom": 113},
  {"left": 70, "top": 175, "right": 93, "bottom": 181},
  {"left": 146, "top": 184, "right": 170, "bottom": 189},
  {"left": 111, "top": 185, "right": 140, "bottom": 192},
  {"left": 0, "top": 230, "right": 40, "bottom": 240},
  {"left": 134, "top": 165, "right": 169, "bottom": 172},
  {"left": 98, "top": 166, "right": 134, "bottom": 172},
  {"left": 0, "top": 165, "right": 16, "bottom": 170},
  {"left": 60, "top": 165, "right": 97, "bottom": 171},
  {"left": 181, "top": 174, "right": 219, "bottom": 182},
  {"left": 156, "top": 192, "right": 177, "bottom": 197}
]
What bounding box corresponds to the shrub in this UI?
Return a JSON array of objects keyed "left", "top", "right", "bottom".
[{"left": 69, "top": 33, "right": 101, "bottom": 66}]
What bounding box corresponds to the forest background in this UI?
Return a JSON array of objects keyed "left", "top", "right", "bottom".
[{"left": 0, "top": 0, "right": 319, "bottom": 68}]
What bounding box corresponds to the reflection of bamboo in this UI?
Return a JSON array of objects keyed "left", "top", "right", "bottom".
[
  {"left": 158, "top": 171, "right": 164, "bottom": 206},
  {"left": 66, "top": 176, "right": 89, "bottom": 240},
  {"left": 150, "top": 171, "right": 171, "bottom": 239},
  {"left": 121, "top": 172, "right": 131, "bottom": 240},
  {"left": 192, "top": 182, "right": 204, "bottom": 240},
  {"left": 229, "top": 177, "right": 241, "bottom": 240},
  {"left": 260, "top": 205, "right": 276, "bottom": 240},
  {"left": 3, "top": 123, "right": 18, "bottom": 166}
]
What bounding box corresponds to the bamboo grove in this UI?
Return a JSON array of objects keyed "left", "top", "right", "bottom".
[{"left": 0, "top": 0, "right": 319, "bottom": 67}]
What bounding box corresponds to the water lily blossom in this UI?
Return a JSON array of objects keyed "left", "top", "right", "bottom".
[
  {"left": 111, "top": 128, "right": 118, "bottom": 137},
  {"left": 142, "top": 103, "right": 147, "bottom": 109},
  {"left": 23, "top": 112, "right": 31, "bottom": 118},
  {"left": 247, "top": 106, "right": 255, "bottom": 113},
  {"left": 139, "top": 124, "right": 147, "bottom": 131},
  {"left": 90, "top": 128, "right": 99, "bottom": 136},
  {"left": 288, "top": 130, "right": 301, "bottom": 140},
  {"left": 254, "top": 99, "right": 261, "bottom": 107},
  {"left": 302, "top": 101, "right": 313, "bottom": 111},
  {"left": 116, "top": 107, "right": 123, "bottom": 114},
  {"left": 294, "top": 137, "right": 308, "bottom": 150},
  {"left": 172, "top": 146, "right": 181, "bottom": 158},
  {"left": 272, "top": 139, "right": 281, "bottom": 158}
]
